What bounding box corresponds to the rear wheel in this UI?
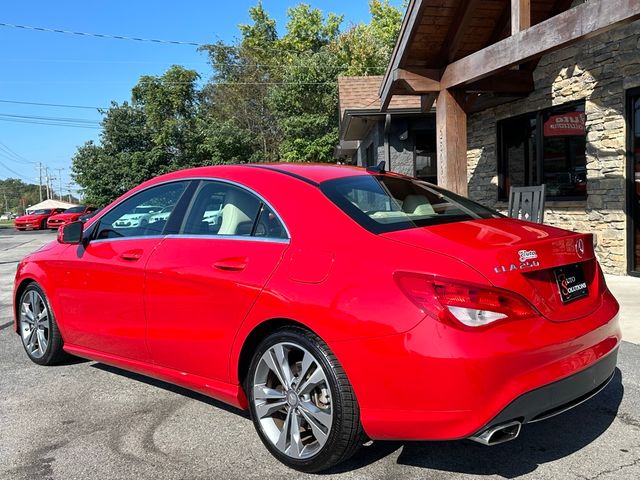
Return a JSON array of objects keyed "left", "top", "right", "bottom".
[
  {"left": 40, "top": 219, "right": 47, "bottom": 230},
  {"left": 247, "top": 327, "right": 365, "bottom": 472},
  {"left": 18, "top": 283, "right": 66, "bottom": 365}
]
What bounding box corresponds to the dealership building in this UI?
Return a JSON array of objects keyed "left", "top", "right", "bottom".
[{"left": 336, "top": 0, "right": 640, "bottom": 276}]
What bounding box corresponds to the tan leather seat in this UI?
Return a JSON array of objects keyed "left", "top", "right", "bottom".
[
  {"left": 402, "top": 195, "right": 435, "bottom": 216},
  {"left": 218, "top": 190, "right": 256, "bottom": 235}
]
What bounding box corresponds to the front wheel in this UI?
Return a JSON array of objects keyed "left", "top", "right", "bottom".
[
  {"left": 247, "top": 327, "right": 365, "bottom": 472},
  {"left": 18, "top": 283, "right": 66, "bottom": 365}
]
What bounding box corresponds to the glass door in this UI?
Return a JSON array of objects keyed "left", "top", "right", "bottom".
[{"left": 629, "top": 91, "right": 640, "bottom": 275}]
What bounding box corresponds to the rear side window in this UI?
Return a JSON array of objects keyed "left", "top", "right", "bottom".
[
  {"left": 320, "top": 175, "right": 501, "bottom": 234},
  {"left": 182, "top": 181, "right": 287, "bottom": 239}
]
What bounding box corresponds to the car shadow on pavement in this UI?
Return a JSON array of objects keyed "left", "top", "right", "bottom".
[
  {"left": 91, "top": 363, "right": 250, "bottom": 419},
  {"left": 329, "top": 368, "right": 624, "bottom": 478}
]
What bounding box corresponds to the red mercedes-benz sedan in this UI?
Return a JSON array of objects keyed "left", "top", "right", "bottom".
[
  {"left": 47, "top": 205, "right": 98, "bottom": 229},
  {"left": 13, "top": 164, "right": 620, "bottom": 472},
  {"left": 14, "top": 208, "right": 65, "bottom": 230}
]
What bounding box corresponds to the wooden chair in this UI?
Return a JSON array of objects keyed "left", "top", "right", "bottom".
[{"left": 507, "top": 185, "right": 546, "bottom": 223}]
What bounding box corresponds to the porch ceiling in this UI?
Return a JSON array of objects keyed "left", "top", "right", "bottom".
[{"left": 380, "top": 0, "right": 574, "bottom": 110}]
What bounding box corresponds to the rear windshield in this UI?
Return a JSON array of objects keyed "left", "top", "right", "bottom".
[{"left": 320, "top": 175, "right": 501, "bottom": 234}]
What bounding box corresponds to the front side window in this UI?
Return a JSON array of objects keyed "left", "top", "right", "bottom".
[
  {"left": 498, "top": 102, "right": 586, "bottom": 200},
  {"left": 94, "top": 181, "right": 188, "bottom": 240},
  {"left": 321, "top": 175, "right": 500, "bottom": 234},
  {"left": 182, "top": 181, "right": 287, "bottom": 239}
]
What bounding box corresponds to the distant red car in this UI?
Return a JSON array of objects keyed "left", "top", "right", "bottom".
[
  {"left": 14, "top": 208, "right": 65, "bottom": 231},
  {"left": 47, "top": 206, "right": 98, "bottom": 230},
  {"left": 13, "top": 164, "right": 621, "bottom": 472}
]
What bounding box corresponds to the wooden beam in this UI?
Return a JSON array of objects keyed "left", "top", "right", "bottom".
[
  {"left": 394, "top": 68, "right": 441, "bottom": 94},
  {"left": 439, "top": 0, "right": 482, "bottom": 64},
  {"left": 521, "top": 0, "right": 575, "bottom": 71},
  {"left": 465, "top": 70, "right": 534, "bottom": 93},
  {"left": 421, "top": 93, "right": 438, "bottom": 113},
  {"left": 380, "top": 0, "right": 427, "bottom": 109},
  {"left": 441, "top": 0, "right": 640, "bottom": 89},
  {"left": 511, "top": 0, "right": 531, "bottom": 35},
  {"left": 436, "top": 89, "right": 467, "bottom": 195}
]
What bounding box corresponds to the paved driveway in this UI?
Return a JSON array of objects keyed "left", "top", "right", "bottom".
[{"left": 1, "top": 230, "right": 639, "bottom": 480}]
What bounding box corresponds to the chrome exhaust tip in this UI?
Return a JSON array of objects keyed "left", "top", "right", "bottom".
[{"left": 469, "top": 421, "right": 522, "bottom": 446}]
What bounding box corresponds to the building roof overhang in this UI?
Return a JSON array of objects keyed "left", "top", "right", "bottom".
[{"left": 379, "top": 0, "right": 640, "bottom": 112}]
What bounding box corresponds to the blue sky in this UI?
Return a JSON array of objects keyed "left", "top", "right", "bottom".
[{"left": 0, "top": 0, "right": 397, "bottom": 191}]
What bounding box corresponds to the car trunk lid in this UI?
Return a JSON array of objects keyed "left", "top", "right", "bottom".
[{"left": 381, "top": 217, "right": 605, "bottom": 322}]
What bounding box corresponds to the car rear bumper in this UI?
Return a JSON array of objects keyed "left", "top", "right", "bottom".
[
  {"left": 329, "top": 292, "right": 621, "bottom": 441},
  {"left": 472, "top": 345, "right": 617, "bottom": 433}
]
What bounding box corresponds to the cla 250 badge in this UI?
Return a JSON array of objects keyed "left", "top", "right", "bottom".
[{"left": 494, "top": 249, "right": 540, "bottom": 274}]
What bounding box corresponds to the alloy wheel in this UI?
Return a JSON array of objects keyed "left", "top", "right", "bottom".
[
  {"left": 252, "top": 342, "right": 333, "bottom": 460},
  {"left": 20, "top": 290, "right": 50, "bottom": 359}
]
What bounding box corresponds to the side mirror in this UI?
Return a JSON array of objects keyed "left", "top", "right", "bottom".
[{"left": 58, "top": 221, "right": 84, "bottom": 244}]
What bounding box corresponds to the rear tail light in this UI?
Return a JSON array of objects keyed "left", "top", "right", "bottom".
[{"left": 394, "top": 272, "right": 539, "bottom": 329}]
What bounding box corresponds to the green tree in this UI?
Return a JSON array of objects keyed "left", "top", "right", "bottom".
[
  {"left": 72, "top": 67, "right": 206, "bottom": 205},
  {"left": 0, "top": 178, "right": 41, "bottom": 214},
  {"left": 73, "top": 1, "right": 407, "bottom": 202}
]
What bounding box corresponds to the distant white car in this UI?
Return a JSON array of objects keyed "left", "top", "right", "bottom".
[
  {"left": 148, "top": 205, "right": 174, "bottom": 225},
  {"left": 113, "top": 205, "right": 162, "bottom": 229}
]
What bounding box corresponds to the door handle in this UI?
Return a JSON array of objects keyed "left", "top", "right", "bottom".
[
  {"left": 120, "top": 250, "right": 143, "bottom": 261},
  {"left": 213, "top": 257, "right": 247, "bottom": 271}
]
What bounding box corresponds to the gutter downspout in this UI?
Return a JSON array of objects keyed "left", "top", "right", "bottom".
[{"left": 384, "top": 113, "right": 391, "bottom": 171}]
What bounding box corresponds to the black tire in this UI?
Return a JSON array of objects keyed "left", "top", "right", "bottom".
[
  {"left": 246, "top": 326, "right": 366, "bottom": 472},
  {"left": 40, "top": 219, "right": 47, "bottom": 230},
  {"left": 18, "top": 283, "right": 67, "bottom": 366}
]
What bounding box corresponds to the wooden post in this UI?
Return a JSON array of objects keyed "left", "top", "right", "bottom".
[
  {"left": 436, "top": 89, "right": 467, "bottom": 195},
  {"left": 511, "top": 0, "right": 531, "bottom": 35}
]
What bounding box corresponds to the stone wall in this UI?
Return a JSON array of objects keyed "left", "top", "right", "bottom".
[{"left": 467, "top": 19, "right": 640, "bottom": 274}]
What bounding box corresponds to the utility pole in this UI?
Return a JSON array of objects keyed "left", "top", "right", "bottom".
[
  {"left": 37, "top": 163, "right": 43, "bottom": 202},
  {"left": 45, "top": 167, "right": 52, "bottom": 200},
  {"left": 55, "top": 168, "right": 64, "bottom": 201}
]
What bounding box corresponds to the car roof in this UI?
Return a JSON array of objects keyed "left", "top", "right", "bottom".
[{"left": 156, "top": 163, "right": 388, "bottom": 185}]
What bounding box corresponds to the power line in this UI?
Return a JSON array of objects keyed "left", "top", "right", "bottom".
[
  {"left": 0, "top": 57, "right": 388, "bottom": 71},
  {"left": 0, "top": 23, "right": 389, "bottom": 71},
  {"left": 0, "top": 118, "right": 101, "bottom": 129},
  {"left": 0, "top": 113, "right": 100, "bottom": 124},
  {"left": 0, "top": 158, "right": 38, "bottom": 183},
  {"left": 0, "top": 99, "right": 104, "bottom": 110},
  {"left": 0, "top": 22, "right": 204, "bottom": 46},
  {"left": 0, "top": 80, "right": 337, "bottom": 85},
  {"left": 0, "top": 141, "right": 37, "bottom": 165}
]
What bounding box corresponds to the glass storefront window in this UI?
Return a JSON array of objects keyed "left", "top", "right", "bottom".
[{"left": 498, "top": 101, "right": 587, "bottom": 200}]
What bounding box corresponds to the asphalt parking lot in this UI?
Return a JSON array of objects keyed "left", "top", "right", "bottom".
[{"left": 1, "top": 229, "right": 639, "bottom": 480}]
